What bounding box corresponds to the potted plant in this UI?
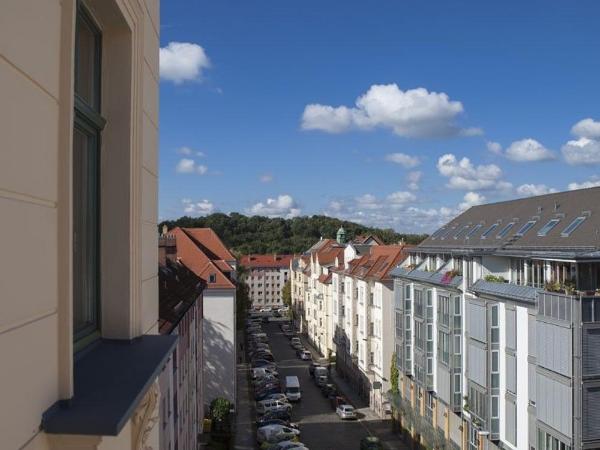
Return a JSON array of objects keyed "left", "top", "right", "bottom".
[
  {"left": 442, "top": 269, "right": 462, "bottom": 284},
  {"left": 484, "top": 274, "right": 505, "bottom": 283}
]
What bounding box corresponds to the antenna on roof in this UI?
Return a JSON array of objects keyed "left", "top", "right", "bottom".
[{"left": 537, "top": 206, "right": 543, "bottom": 214}]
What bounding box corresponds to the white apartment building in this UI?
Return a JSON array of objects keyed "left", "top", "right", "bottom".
[
  {"left": 392, "top": 187, "right": 600, "bottom": 450},
  {"left": 241, "top": 255, "right": 293, "bottom": 308},
  {"left": 332, "top": 245, "right": 409, "bottom": 414}
]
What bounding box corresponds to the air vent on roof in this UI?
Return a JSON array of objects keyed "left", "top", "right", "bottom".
[
  {"left": 555, "top": 213, "right": 565, "bottom": 218},
  {"left": 532, "top": 215, "right": 540, "bottom": 220},
  {"left": 537, "top": 206, "right": 543, "bottom": 214},
  {"left": 583, "top": 210, "right": 592, "bottom": 217},
  {"left": 554, "top": 202, "right": 560, "bottom": 212}
]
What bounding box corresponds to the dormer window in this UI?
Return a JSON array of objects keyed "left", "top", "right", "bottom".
[{"left": 209, "top": 273, "right": 217, "bottom": 283}]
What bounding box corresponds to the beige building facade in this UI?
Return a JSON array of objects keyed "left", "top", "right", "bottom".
[{"left": 1, "top": 0, "right": 166, "bottom": 449}]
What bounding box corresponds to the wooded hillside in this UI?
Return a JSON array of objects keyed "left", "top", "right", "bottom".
[{"left": 160, "top": 213, "right": 427, "bottom": 255}]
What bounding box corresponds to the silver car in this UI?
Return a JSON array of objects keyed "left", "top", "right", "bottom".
[{"left": 336, "top": 404, "right": 356, "bottom": 420}]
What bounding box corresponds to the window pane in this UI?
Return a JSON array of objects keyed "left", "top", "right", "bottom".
[
  {"left": 73, "top": 126, "right": 99, "bottom": 339},
  {"left": 75, "top": 11, "right": 100, "bottom": 109}
]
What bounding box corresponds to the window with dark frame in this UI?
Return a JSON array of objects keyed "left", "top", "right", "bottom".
[{"left": 73, "top": 5, "right": 105, "bottom": 348}]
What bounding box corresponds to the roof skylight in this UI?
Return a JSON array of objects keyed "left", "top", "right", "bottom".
[
  {"left": 430, "top": 227, "right": 447, "bottom": 239},
  {"left": 496, "top": 222, "right": 515, "bottom": 239},
  {"left": 481, "top": 223, "right": 499, "bottom": 239},
  {"left": 515, "top": 220, "right": 536, "bottom": 237},
  {"left": 439, "top": 227, "right": 455, "bottom": 240},
  {"left": 454, "top": 225, "right": 470, "bottom": 239},
  {"left": 537, "top": 218, "right": 560, "bottom": 236},
  {"left": 465, "top": 224, "right": 483, "bottom": 239},
  {"left": 561, "top": 216, "right": 586, "bottom": 237}
]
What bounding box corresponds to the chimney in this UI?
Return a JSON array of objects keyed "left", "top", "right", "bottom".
[{"left": 158, "top": 234, "right": 177, "bottom": 266}]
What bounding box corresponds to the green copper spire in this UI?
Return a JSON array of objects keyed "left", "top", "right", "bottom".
[{"left": 336, "top": 226, "right": 346, "bottom": 244}]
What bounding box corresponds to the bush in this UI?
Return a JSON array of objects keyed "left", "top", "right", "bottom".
[{"left": 484, "top": 274, "right": 505, "bottom": 283}]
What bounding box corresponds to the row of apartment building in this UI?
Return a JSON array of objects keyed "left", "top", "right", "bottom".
[
  {"left": 291, "top": 188, "right": 600, "bottom": 450},
  {"left": 158, "top": 226, "right": 237, "bottom": 450},
  {"left": 0, "top": 1, "right": 238, "bottom": 448}
]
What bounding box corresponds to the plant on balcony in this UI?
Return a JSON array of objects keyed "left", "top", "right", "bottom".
[
  {"left": 544, "top": 279, "right": 562, "bottom": 293},
  {"left": 405, "top": 263, "right": 417, "bottom": 271},
  {"left": 441, "top": 269, "right": 462, "bottom": 284},
  {"left": 484, "top": 274, "right": 506, "bottom": 283},
  {"left": 563, "top": 279, "right": 576, "bottom": 295}
]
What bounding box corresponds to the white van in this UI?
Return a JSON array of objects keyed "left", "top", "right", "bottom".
[{"left": 285, "top": 376, "right": 301, "bottom": 402}]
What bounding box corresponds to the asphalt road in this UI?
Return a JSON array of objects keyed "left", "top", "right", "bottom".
[{"left": 265, "top": 322, "right": 372, "bottom": 450}]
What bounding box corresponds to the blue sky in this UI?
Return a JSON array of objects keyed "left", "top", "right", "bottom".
[{"left": 158, "top": 0, "right": 600, "bottom": 232}]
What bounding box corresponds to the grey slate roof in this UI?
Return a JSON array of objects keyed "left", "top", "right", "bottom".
[
  {"left": 470, "top": 279, "right": 539, "bottom": 303},
  {"left": 391, "top": 267, "right": 463, "bottom": 288},
  {"left": 419, "top": 187, "right": 600, "bottom": 256}
]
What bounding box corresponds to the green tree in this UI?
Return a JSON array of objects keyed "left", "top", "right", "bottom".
[{"left": 159, "top": 213, "right": 428, "bottom": 254}]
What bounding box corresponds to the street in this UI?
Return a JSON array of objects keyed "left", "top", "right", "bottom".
[{"left": 264, "top": 322, "right": 377, "bottom": 450}]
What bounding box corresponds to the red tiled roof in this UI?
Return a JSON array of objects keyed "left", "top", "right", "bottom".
[
  {"left": 180, "top": 228, "right": 236, "bottom": 261},
  {"left": 169, "top": 227, "right": 236, "bottom": 290},
  {"left": 343, "top": 244, "right": 412, "bottom": 281},
  {"left": 318, "top": 273, "right": 332, "bottom": 284},
  {"left": 240, "top": 254, "right": 294, "bottom": 269}
]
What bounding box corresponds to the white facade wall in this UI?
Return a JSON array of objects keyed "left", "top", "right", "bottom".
[
  {"left": 247, "top": 267, "right": 289, "bottom": 307},
  {"left": 203, "top": 290, "right": 237, "bottom": 405},
  {"left": 0, "top": 0, "right": 162, "bottom": 448}
]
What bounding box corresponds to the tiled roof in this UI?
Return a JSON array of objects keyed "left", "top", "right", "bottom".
[
  {"left": 339, "top": 245, "right": 411, "bottom": 282},
  {"left": 158, "top": 260, "right": 204, "bottom": 334},
  {"left": 318, "top": 273, "right": 332, "bottom": 284},
  {"left": 470, "top": 279, "right": 539, "bottom": 303},
  {"left": 420, "top": 187, "right": 600, "bottom": 254},
  {"left": 169, "top": 227, "right": 236, "bottom": 290},
  {"left": 180, "top": 228, "right": 236, "bottom": 261},
  {"left": 240, "top": 254, "right": 294, "bottom": 269}
]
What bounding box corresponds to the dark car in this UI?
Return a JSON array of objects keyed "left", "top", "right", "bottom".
[
  {"left": 251, "top": 353, "right": 274, "bottom": 363},
  {"left": 255, "top": 382, "right": 281, "bottom": 395},
  {"left": 257, "top": 409, "right": 291, "bottom": 423},
  {"left": 255, "top": 418, "right": 298, "bottom": 429},
  {"left": 251, "top": 360, "right": 277, "bottom": 370},
  {"left": 255, "top": 389, "right": 283, "bottom": 402},
  {"left": 330, "top": 395, "right": 347, "bottom": 410},
  {"left": 321, "top": 383, "right": 337, "bottom": 398},
  {"left": 360, "top": 436, "right": 383, "bottom": 450}
]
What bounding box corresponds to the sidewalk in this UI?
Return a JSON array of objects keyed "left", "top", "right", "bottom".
[
  {"left": 233, "top": 330, "right": 257, "bottom": 450},
  {"left": 301, "top": 337, "right": 408, "bottom": 450}
]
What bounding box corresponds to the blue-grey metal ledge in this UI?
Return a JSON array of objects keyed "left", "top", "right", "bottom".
[
  {"left": 42, "top": 335, "right": 177, "bottom": 436},
  {"left": 470, "top": 279, "right": 539, "bottom": 304},
  {"left": 390, "top": 266, "right": 463, "bottom": 288}
]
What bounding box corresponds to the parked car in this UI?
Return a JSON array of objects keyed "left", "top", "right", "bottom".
[
  {"left": 257, "top": 409, "right": 291, "bottom": 423},
  {"left": 252, "top": 359, "right": 277, "bottom": 370},
  {"left": 299, "top": 350, "right": 312, "bottom": 361},
  {"left": 261, "top": 393, "right": 290, "bottom": 403},
  {"left": 320, "top": 383, "right": 337, "bottom": 398},
  {"left": 251, "top": 352, "right": 274, "bottom": 362},
  {"left": 308, "top": 362, "right": 321, "bottom": 377},
  {"left": 330, "top": 395, "right": 347, "bottom": 410},
  {"left": 255, "top": 418, "right": 298, "bottom": 430},
  {"left": 360, "top": 436, "right": 383, "bottom": 450},
  {"left": 266, "top": 441, "right": 308, "bottom": 450},
  {"left": 336, "top": 404, "right": 357, "bottom": 420},
  {"left": 257, "top": 424, "right": 300, "bottom": 445},
  {"left": 315, "top": 375, "right": 328, "bottom": 387},
  {"left": 253, "top": 374, "right": 279, "bottom": 387},
  {"left": 255, "top": 382, "right": 281, "bottom": 395},
  {"left": 256, "top": 399, "right": 292, "bottom": 416},
  {"left": 252, "top": 367, "right": 278, "bottom": 380},
  {"left": 290, "top": 337, "right": 301, "bottom": 347},
  {"left": 295, "top": 347, "right": 307, "bottom": 357},
  {"left": 291, "top": 342, "right": 303, "bottom": 351},
  {"left": 256, "top": 388, "right": 283, "bottom": 402}
]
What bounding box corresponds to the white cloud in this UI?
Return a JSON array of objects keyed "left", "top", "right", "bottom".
[
  {"left": 504, "top": 138, "right": 555, "bottom": 162},
  {"left": 384, "top": 152, "right": 420, "bottom": 168},
  {"left": 159, "top": 42, "right": 211, "bottom": 84},
  {"left": 562, "top": 137, "right": 600, "bottom": 165},
  {"left": 387, "top": 191, "right": 417, "bottom": 204},
  {"left": 486, "top": 141, "right": 503, "bottom": 155},
  {"left": 437, "top": 154, "right": 507, "bottom": 191},
  {"left": 407, "top": 171, "right": 422, "bottom": 191},
  {"left": 568, "top": 177, "right": 600, "bottom": 191},
  {"left": 516, "top": 184, "right": 557, "bottom": 197},
  {"left": 177, "top": 146, "right": 205, "bottom": 157},
  {"left": 182, "top": 199, "right": 214, "bottom": 216},
  {"left": 459, "top": 192, "right": 486, "bottom": 211},
  {"left": 259, "top": 174, "right": 273, "bottom": 183},
  {"left": 176, "top": 158, "right": 208, "bottom": 175},
  {"left": 301, "top": 84, "right": 476, "bottom": 138},
  {"left": 247, "top": 194, "right": 301, "bottom": 218},
  {"left": 571, "top": 118, "right": 600, "bottom": 139}
]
